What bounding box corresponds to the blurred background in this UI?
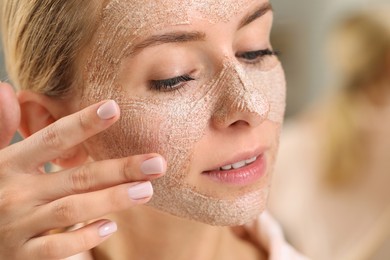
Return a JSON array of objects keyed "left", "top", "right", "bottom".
[
  {"left": 268, "top": 1, "right": 390, "bottom": 260},
  {"left": 0, "top": 41, "right": 5, "bottom": 82},
  {"left": 271, "top": 0, "right": 389, "bottom": 117}
]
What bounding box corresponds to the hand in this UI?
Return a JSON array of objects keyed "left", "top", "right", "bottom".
[
  {"left": 0, "top": 99, "right": 167, "bottom": 259},
  {"left": 0, "top": 82, "right": 20, "bottom": 148}
]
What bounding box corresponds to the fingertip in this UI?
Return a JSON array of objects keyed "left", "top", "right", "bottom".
[
  {"left": 97, "top": 100, "right": 120, "bottom": 120},
  {"left": 141, "top": 155, "right": 167, "bottom": 175},
  {"left": 128, "top": 181, "right": 154, "bottom": 201},
  {"left": 98, "top": 220, "right": 118, "bottom": 238}
]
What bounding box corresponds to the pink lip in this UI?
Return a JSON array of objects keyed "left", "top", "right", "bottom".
[
  {"left": 206, "top": 146, "right": 266, "bottom": 171},
  {"left": 202, "top": 154, "right": 267, "bottom": 186}
]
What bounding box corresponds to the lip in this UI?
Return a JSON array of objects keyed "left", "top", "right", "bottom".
[
  {"left": 202, "top": 154, "right": 266, "bottom": 186},
  {"left": 204, "top": 146, "right": 266, "bottom": 172},
  {"left": 201, "top": 147, "right": 268, "bottom": 186}
]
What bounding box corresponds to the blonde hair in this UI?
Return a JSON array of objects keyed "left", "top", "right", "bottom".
[
  {"left": 333, "top": 11, "right": 390, "bottom": 94},
  {"left": 0, "top": 0, "right": 102, "bottom": 97},
  {"left": 324, "top": 9, "right": 390, "bottom": 186}
]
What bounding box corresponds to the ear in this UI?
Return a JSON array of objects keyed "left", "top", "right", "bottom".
[{"left": 18, "top": 90, "right": 89, "bottom": 168}]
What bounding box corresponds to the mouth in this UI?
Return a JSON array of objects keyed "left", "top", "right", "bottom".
[
  {"left": 215, "top": 156, "right": 258, "bottom": 171},
  {"left": 202, "top": 150, "right": 267, "bottom": 186}
]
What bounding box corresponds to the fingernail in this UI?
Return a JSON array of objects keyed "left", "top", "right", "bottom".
[
  {"left": 128, "top": 182, "right": 153, "bottom": 200},
  {"left": 97, "top": 100, "right": 119, "bottom": 120},
  {"left": 98, "top": 221, "right": 117, "bottom": 237},
  {"left": 141, "top": 156, "right": 165, "bottom": 175}
]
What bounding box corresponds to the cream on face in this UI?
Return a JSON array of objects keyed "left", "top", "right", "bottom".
[{"left": 81, "top": 0, "right": 286, "bottom": 225}]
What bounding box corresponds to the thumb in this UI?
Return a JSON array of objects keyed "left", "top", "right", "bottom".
[{"left": 0, "top": 82, "right": 21, "bottom": 148}]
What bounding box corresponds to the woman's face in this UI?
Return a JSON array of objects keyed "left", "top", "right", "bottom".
[{"left": 76, "top": 0, "right": 285, "bottom": 226}]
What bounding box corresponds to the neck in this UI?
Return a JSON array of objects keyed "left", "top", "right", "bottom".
[{"left": 92, "top": 206, "right": 265, "bottom": 260}]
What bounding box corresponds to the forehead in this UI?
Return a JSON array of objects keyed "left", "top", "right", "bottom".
[
  {"left": 103, "top": 0, "right": 259, "bottom": 31},
  {"left": 85, "top": 0, "right": 269, "bottom": 93}
]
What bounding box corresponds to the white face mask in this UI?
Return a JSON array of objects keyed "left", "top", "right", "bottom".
[{"left": 81, "top": 0, "right": 285, "bottom": 226}]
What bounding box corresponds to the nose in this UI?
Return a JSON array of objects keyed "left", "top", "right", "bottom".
[{"left": 211, "top": 62, "right": 270, "bottom": 129}]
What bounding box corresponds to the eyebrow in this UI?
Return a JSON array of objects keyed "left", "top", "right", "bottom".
[
  {"left": 129, "top": 2, "right": 273, "bottom": 55},
  {"left": 238, "top": 2, "right": 273, "bottom": 29},
  {"left": 130, "top": 31, "right": 206, "bottom": 55}
]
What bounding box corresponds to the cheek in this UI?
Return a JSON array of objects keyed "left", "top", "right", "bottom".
[
  {"left": 249, "top": 65, "right": 286, "bottom": 124},
  {"left": 269, "top": 123, "right": 283, "bottom": 159},
  {"left": 82, "top": 106, "right": 163, "bottom": 161},
  {"left": 83, "top": 62, "right": 286, "bottom": 164},
  {"left": 84, "top": 91, "right": 212, "bottom": 180}
]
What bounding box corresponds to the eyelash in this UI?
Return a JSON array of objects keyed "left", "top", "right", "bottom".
[
  {"left": 149, "top": 49, "right": 278, "bottom": 92},
  {"left": 150, "top": 75, "right": 195, "bottom": 92},
  {"left": 235, "top": 48, "right": 278, "bottom": 64}
]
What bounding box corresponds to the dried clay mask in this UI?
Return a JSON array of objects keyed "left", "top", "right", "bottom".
[{"left": 81, "top": 0, "right": 286, "bottom": 226}]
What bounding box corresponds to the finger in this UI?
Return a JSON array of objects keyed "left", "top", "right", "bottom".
[
  {"left": 25, "top": 220, "right": 117, "bottom": 260},
  {"left": 0, "top": 82, "right": 20, "bottom": 148},
  {"left": 14, "top": 100, "right": 120, "bottom": 169},
  {"left": 37, "top": 154, "right": 166, "bottom": 200},
  {"left": 26, "top": 181, "right": 153, "bottom": 235}
]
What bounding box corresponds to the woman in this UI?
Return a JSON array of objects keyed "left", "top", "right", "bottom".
[
  {"left": 0, "top": 0, "right": 306, "bottom": 259},
  {"left": 269, "top": 8, "right": 390, "bottom": 260}
]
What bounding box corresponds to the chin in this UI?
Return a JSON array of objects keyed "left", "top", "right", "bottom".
[
  {"left": 148, "top": 173, "right": 271, "bottom": 226},
  {"left": 147, "top": 148, "right": 275, "bottom": 226}
]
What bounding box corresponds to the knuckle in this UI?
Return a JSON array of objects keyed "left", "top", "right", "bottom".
[
  {"left": 51, "top": 199, "right": 78, "bottom": 225},
  {"left": 121, "top": 157, "right": 137, "bottom": 180},
  {"left": 78, "top": 110, "right": 94, "bottom": 136},
  {"left": 69, "top": 166, "right": 94, "bottom": 193},
  {"left": 40, "top": 124, "right": 64, "bottom": 151}
]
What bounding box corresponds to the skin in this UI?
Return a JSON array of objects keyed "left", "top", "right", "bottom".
[
  {"left": 0, "top": 0, "right": 283, "bottom": 259},
  {"left": 78, "top": 0, "right": 284, "bottom": 226},
  {"left": 0, "top": 93, "right": 168, "bottom": 259},
  {"left": 0, "top": 83, "right": 20, "bottom": 147}
]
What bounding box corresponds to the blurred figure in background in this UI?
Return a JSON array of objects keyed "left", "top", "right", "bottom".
[{"left": 269, "top": 7, "right": 390, "bottom": 260}]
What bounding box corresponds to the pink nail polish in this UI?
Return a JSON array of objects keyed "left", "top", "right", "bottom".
[
  {"left": 98, "top": 221, "right": 117, "bottom": 237},
  {"left": 128, "top": 182, "right": 153, "bottom": 200},
  {"left": 97, "top": 100, "right": 119, "bottom": 120},
  {"left": 141, "top": 157, "right": 165, "bottom": 175}
]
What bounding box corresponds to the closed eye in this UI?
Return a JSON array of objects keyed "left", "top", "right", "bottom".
[
  {"left": 149, "top": 49, "right": 278, "bottom": 92},
  {"left": 149, "top": 74, "right": 195, "bottom": 92},
  {"left": 236, "top": 49, "right": 278, "bottom": 64}
]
